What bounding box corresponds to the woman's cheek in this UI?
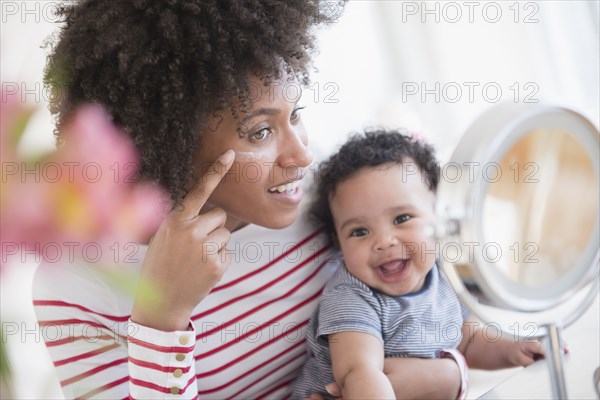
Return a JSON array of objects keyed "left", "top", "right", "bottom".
[
  {"left": 219, "top": 151, "right": 269, "bottom": 185},
  {"left": 235, "top": 151, "right": 263, "bottom": 163}
]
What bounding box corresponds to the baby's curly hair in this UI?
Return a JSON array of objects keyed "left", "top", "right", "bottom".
[
  {"left": 45, "top": 0, "right": 342, "bottom": 204},
  {"left": 310, "top": 129, "right": 440, "bottom": 247}
]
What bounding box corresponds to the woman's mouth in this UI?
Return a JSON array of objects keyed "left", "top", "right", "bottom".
[
  {"left": 267, "top": 180, "right": 303, "bottom": 205},
  {"left": 268, "top": 180, "right": 300, "bottom": 194}
]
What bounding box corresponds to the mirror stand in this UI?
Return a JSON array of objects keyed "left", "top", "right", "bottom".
[{"left": 545, "top": 323, "right": 567, "bottom": 400}]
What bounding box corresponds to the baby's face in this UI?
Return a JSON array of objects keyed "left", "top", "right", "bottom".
[{"left": 330, "top": 162, "right": 437, "bottom": 297}]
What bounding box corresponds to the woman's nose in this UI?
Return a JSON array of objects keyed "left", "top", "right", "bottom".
[{"left": 278, "top": 124, "right": 313, "bottom": 169}]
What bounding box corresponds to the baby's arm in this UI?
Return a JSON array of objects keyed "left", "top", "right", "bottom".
[
  {"left": 383, "top": 357, "right": 463, "bottom": 399},
  {"left": 329, "top": 331, "right": 395, "bottom": 400},
  {"left": 459, "top": 316, "right": 544, "bottom": 369},
  {"left": 318, "top": 357, "right": 462, "bottom": 400}
]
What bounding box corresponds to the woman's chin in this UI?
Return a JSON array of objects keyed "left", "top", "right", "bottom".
[
  {"left": 258, "top": 210, "right": 299, "bottom": 230},
  {"left": 221, "top": 205, "right": 300, "bottom": 232}
]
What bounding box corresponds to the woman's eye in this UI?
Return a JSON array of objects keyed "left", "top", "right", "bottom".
[
  {"left": 350, "top": 228, "right": 368, "bottom": 237},
  {"left": 290, "top": 106, "right": 305, "bottom": 122},
  {"left": 394, "top": 214, "right": 411, "bottom": 224},
  {"left": 249, "top": 128, "right": 272, "bottom": 142}
]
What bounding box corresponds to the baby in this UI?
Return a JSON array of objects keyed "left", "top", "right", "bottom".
[{"left": 292, "top": 129, "right": 544, "bottom": 400}]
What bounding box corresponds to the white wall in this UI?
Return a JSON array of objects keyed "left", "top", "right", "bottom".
[{"left": 306, "top": 0, "right": 599, "bottom": 159}]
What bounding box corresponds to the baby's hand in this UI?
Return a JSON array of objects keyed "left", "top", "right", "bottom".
[
  {"left": 507, "top": 340, "right": 545, "bottom": 366},
  {"left": 507, "top": 338, "right": 570, "bottom": 367}
]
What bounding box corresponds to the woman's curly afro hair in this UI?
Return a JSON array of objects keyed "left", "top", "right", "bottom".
[
  {"left": 310, "top": 129, "right": 440, "bottom": 247},
  {"left": 45, "top": 0, "right": 342, "bottom": 204}
]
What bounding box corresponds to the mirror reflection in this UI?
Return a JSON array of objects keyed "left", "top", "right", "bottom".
[{"left": 482, "top": 128, "right": 598, "bottom": 288}]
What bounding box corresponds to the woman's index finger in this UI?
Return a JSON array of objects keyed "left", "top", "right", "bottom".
[{"left": 177, "top": 150, "right": 235, "bottom": 220}]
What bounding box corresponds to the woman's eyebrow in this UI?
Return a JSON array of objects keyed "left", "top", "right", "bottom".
[
  {"left": 239, "top": 107, "right": 280, "bottom": 127},
  {"left": 239, "top": 99, "right": 301, "bottom": 126},
  {"left": 237, "top": 99, "right": 301, "bottom": 136}
]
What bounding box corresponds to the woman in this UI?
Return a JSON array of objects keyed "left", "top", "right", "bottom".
[{"left": 33, "top": 1, "right": 462, "bottom": 398}]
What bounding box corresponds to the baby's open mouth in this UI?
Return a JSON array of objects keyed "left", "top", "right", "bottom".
[{"left": 377, "top": 259, "right": 409, "bottom": 276}]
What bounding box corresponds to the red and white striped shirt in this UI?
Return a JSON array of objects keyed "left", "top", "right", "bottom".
[{"left": 32, "top": 215, "right": 336, "bottom": 399}]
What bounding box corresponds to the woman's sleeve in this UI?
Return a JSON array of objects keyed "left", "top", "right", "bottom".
[
  {"left": 127, "top": 321, "right": 197, "bottom": 399},
  {"left": 32, "top": 262, "right": 199, "bottom": 399}
]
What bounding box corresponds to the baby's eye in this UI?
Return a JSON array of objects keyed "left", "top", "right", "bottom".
[
  {"left": 394, "top": 214, "right": 411, "bottom": 224},
  {"left": 350, "top": 228, "right": 369, "bottom": 237},
  {"left": 249, "top": 127, "right": 272, "bottom": 142},
  {"left": 290, "top": 106, "right": 305, "bottom": 122}
]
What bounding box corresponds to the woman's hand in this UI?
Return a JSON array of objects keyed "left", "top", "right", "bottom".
[
  {"left": 305, "top": 383, "right": 342, "bottom": 400},
  {"left": 131, "top": 150, "right": 235, "bottom": 331}
]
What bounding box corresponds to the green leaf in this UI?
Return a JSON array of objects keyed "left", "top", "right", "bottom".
[
  {"left": 8, "top": 107, "right": 36, "bottom": 147},
  {"left": 0, "top": 331, "right": 11, "bottom": 379},
  {"left": 99, "top": 268, "right": 162, "bottom": 310}
]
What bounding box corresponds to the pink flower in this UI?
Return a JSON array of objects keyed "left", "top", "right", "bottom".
[
  {"left": 1, "top": 94, "right": 169, "bottom": 267},
  {"left": 409, "top": 131, "right": 430, "bottom": 145}
]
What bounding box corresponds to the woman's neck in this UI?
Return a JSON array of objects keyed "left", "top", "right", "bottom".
[
  {"left": 225, "top": 216, "right": 249, "bottom": 232},
  {"left": 202, "top": 202, "right": 248, "bottom": 232}
]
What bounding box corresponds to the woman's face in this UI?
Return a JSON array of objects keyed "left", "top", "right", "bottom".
[{"left": 195, "top": 76, "right": 312, "bottom": 231}]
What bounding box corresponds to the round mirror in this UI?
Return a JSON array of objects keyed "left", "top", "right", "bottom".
[
  {"left": 436, "top": 103, "right": 599, "bottom": 334},
  {"left": 482, "top": 128, "right": 597, "bottom": 305}
]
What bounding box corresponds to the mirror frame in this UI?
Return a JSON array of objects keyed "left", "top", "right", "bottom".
[{"left": 436, "top": 103, "right": 599, "bottom": 334}]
